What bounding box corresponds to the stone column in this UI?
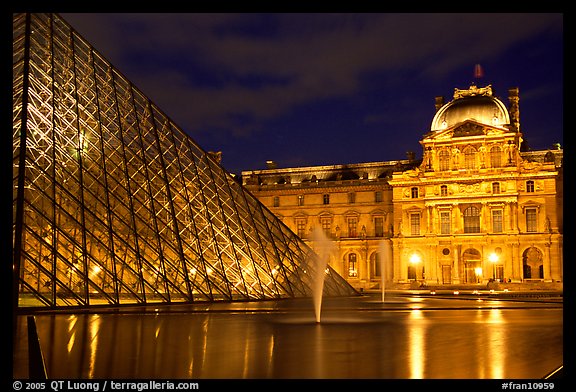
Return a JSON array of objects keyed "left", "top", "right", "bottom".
[
  {"left": 544, "top": 242, "right": 552, "bottom": 282},
  {"left": 452, "top": 244, "right": 461, "bottom": 284}
]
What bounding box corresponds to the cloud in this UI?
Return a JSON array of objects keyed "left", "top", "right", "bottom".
[{"left": 62, "top": 12, "right": 562, "bottom": 142}]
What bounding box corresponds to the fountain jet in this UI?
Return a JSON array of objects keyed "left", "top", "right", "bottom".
[{"left": 311, "top": 227, "right": 336, "bottom": 323}]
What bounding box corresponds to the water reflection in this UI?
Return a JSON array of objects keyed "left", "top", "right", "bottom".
[
  {"left": 18, "top": 296, "right": 562, "bottom": 379},
  {"left": 408, "top": 309, "right": 426, "bottom": 379}
]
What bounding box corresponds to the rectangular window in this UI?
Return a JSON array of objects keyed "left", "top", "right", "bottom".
[
  {"left": 298, "top": 195, "right": 304, "bottom": 206},
  {"left": 492, "top": 182, "right": 500, "bottom": 194},
  {"left": 323, "top": 194, "right": 330, "bottom": 205},
  {"left": 492, "top": 209, "right": 503, "bottom": 233},
  {"left": 348, "top": 192, "right": 356, "bottom": 204},
  {"left": 321, "top": 217, "right": 331, "bottom": 236},
  {"left": 526, "top": 208, "right": 537, "bottom": 232},
  {"left": 526, "top": 180, "right": 535, "bottom": 193},
  {"left": 375, "top": 191, "right": 382, "bottom": 203},
  {"left": 439, "top": 150, "right": 450, "bottom": 171},
  {"left": 296, "top": 219, "right": 306, "bottom": 238},
  {"left": 440, "top": 185, "right": 448, "bottom": 196},
  {"left": 374, "top": 217, "right": 384, "bottom": 237},
  {"left": 411, "top": 187, "right": 419, "bottom": 198},
  {"left": 463, "top": 206, "right": 481, "bottom": 233},
  {"left": 410, "top": 213, "right": 420, "bottom": 236},
  {"left": 440, "top": 211, "right": 451, "bottom": 234},
  {"left": 347, "top": 217, "right": 358, "bottom": 238},
  {"left": 273, "top": 196, "right": 280, "bottom": 207}
]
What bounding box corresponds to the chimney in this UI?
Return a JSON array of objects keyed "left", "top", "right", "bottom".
[
  {"left": 508, "top": 87, "right": 520, "bottom": 132},
  {"left": 434, "top": 96, "right": 445, "bottom": 112}
]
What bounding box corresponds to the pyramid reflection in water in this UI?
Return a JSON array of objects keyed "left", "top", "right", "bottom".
[{"left": 12, "top": 13, "right": 357, "bottom": 309}]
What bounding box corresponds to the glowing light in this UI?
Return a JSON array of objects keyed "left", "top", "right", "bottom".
[
  {"left": 489, "top": 253, "right": 499, "bottom": 263},
  {"left": 474, "top": 267, "right": 483, "bottom": 276},
  {"left": 409, "top": 253, "right": 421, "bottom": 264}
]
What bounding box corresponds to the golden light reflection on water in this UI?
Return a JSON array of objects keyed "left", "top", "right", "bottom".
[
  {"left": 267, "top": 334, "right": 275, "bottom": 378},
  {"left": 66, "top": 315, "right": 77, "bottom": 353},
  {"left": 25, "top": 301, "right": 561, "bottom": 379},
  {"left": 487, "top": 309, "right": 505, "bottom": 379},
  {"left": 88, "top": 315, "right": 101, "bottom": 378},
  {"left": 475, "top": 308, "right": 505, "bottom": 378},
  {"left": 408, "top": 309, "right": 426, "bottom": 379}
]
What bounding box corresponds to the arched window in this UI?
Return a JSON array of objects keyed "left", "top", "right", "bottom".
[
  {"left": 463, "top": 205, "right": 480, "bottom": 233},
  {"left": 463, "top": 146, "right": 477, "bottom": 169},
  {"left": 438, "top": 149, "right": 451, "bottom": 171},
  {"left": 490, "top": 146, "right": 502, "bottom": 168},
  {"left": 348, "top": 253, "right": 358, "bottom": 277}
]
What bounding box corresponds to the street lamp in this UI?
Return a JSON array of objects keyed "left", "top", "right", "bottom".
[
  {"left": 409, "top": 253, "right": 421, "bottom": 281},
  {"left": 489, "top": 252, "right": 499, "bottom": 280}
]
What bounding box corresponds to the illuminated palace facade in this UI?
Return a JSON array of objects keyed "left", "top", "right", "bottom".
[{"left": 242, "top": 84, "right": 563, "bottom": 290}]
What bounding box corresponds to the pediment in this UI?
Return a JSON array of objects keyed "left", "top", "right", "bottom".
[{"left": 423, "top": 120, "right": 509, "bottom": 142}]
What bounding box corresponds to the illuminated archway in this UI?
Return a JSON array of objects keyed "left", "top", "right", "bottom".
[
  {"left": 522, "top": 247, "right": 544, "bottom": 279},
  {"left": 462, "top": 248, "right": 481, "bottom": 283}
]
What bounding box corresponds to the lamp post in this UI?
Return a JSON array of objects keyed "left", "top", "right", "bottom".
[
  {"left": 489, "top": 252, "right": 499, "bottom": 281},
  {"left": 410, "top": 253, "right": 422, "bottom": 281}
]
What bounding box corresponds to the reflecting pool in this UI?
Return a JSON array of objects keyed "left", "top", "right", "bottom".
[{"left": 13, "top": 293, "right": 562, "bottom": 379}]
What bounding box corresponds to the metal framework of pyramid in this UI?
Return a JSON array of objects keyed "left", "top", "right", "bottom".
[{"left": 12, "top": 13, "right": 357, "bottom": 309}]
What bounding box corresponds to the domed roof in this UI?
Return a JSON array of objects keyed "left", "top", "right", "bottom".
[{"left": 431, "top": 84, "right": 510, "bottom": 132}]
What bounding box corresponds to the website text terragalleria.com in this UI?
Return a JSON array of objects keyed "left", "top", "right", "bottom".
[{"left": 13, "top": 381, "right": 199, "bottom": 391}]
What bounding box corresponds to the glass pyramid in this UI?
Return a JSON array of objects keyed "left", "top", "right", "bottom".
[{"left": 12, "top": 13, "right": 357, "bottom": 309}]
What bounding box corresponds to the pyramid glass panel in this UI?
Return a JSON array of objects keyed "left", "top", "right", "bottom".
[{"left": 12, "top": 13, "right": 357, "bottom": 309}]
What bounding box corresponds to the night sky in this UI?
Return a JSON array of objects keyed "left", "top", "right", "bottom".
[{"left": 60, "top": 13, "right": 563, "bottom": 176}]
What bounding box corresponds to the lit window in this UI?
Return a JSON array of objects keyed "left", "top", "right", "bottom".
[
  {"left": 373, "top": 253, "right": 381, "bottom": 277},
  {"left": 296, "top": 219, "right": 306, "bottom": 238},
  {"left": 440, "top": 211, "right": 451, "bottom": 234},
  {"left": 321, "top": 217, "right": 331, "bottom": 236},
  {"left": 347, "top": 217, "right": 358, "bottom": 238},
  {"left": 463, "top": 206, "right": 480, "bottom": 233},
  {"left": 492, "top": 182, "right": 500, "bottom": 194},
  {"left": 526, "top": 208, "right": 537, "bottom": 232},
  {"left": 348, "top": 253, "right": 357, "bottom": 277},
  {"left": 298, "top": 195, "right": 304, "bottom": 206},
  {"left": 464, "top": 146, "right": 477, "bottom": 169},
  {"left": 410, "top": 213, "right": 420, "bottom": 236},
  {"left": 439, "top": 149, "right": 450, "bottom": 171},
  {"left": 490, "top": 146, "right": 502, "bottom": 168},
  {"left": 374, "top": 217, "right": 384, "bottom": 237},
  {"left": 492, "top": 209, "right": 503, "bottom": 233},
  {"left": 440, "top": 185, "right": 448, "bottom": 196}
]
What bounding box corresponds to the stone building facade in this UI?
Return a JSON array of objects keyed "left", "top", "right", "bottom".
[{"left": 241, "top": 84, "right": 563, "bottom": 290}]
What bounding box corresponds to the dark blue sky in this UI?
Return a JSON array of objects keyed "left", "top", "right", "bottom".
[{"left": 61, "top": 13, "right": 563, "bottom": 175}]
